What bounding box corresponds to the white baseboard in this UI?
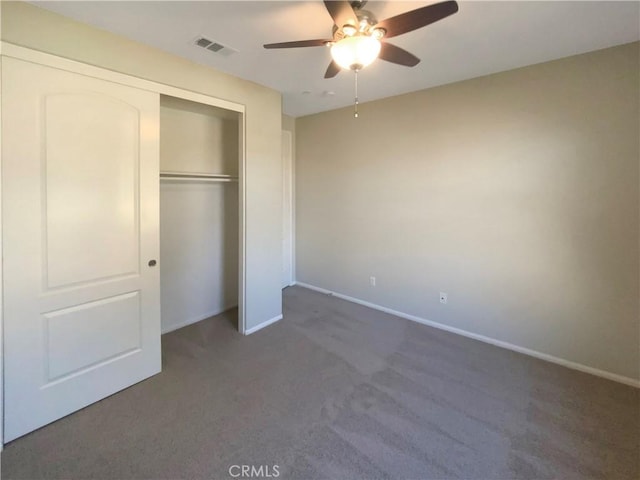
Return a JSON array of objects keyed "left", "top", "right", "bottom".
[
  {"left": 294, "top": 282, "right": 640, "bottom": 388},
  {"left": 244, "top": 314, "right": 282, "bottom": 335},
  {"left": 161, "top": 305, "right": 238, "bottom": 334}
]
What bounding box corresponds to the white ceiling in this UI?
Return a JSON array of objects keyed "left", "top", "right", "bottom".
[{"left": 32, "top": 1, "right": 640, "bottom": 117}]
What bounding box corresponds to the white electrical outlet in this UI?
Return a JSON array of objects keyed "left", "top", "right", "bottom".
[
  {"left": 370, "top": 276, "right": 376, "bottom": 287},
  {"left": 439, "top": 292, "right": 448, "bottom": 304}
]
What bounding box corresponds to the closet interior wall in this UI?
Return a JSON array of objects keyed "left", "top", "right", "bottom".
[{"left": 159, "top": 95, "right": 240, "bottom": 333}]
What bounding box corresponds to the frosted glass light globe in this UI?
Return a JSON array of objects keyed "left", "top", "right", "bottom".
[{"left": 330, "top": 35, "right": 381, "bottom": 71}]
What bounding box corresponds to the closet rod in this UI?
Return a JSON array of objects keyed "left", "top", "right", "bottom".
[{"left": 160, "top": 172, "right": 238, "bottom": 183}]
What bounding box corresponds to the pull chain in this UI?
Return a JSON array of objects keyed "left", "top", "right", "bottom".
[{"left": 354, "top": 69, "right": 359, "bottom": 118}]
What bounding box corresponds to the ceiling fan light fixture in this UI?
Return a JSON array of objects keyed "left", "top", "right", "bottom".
[{"left": 330, "top": 35, "right": 381, "bottom": 71}]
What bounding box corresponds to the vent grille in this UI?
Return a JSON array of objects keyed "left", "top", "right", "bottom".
[
  {"left": 192, "top": 36, "right": 237, "bottom": 57},
  {"left": 207, "top": 43, "right": 224, "bottom": 52},
  {"left": 196, "top": 37, "right": 213, "bottom": 48}
]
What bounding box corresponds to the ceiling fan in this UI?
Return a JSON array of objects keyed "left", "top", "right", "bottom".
[{"left": 264, "top": 0, "right": 459, "bottom": 78}]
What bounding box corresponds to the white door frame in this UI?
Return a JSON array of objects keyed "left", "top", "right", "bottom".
[
  {"left": 238, "top": 113, "right": 247, "bottom": 333},
  {"left": 0, "top": 42, "right": 249, "bottom": 445},
  {"left": 282, "top": 130, "right": 295, "bottom": 287},
  {"left": 0, "top": 43, "right": 5, "bottom": 452}
]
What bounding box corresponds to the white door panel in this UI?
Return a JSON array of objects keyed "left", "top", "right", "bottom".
[
  {"left": 2, "top": 57, "right": 161, "bottom": 441},
  {"left": 45, "top": 93, "right": 140, "bottom": 288},
  {"left": 44, "top": 292, "right": 142, "bottom": 380}
]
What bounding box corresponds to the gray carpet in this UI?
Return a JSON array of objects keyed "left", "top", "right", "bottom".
[{"left": 2, "top": 286, "right": 638, "bottom": 479}]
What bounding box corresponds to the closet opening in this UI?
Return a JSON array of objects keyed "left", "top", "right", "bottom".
[{"left": 158, "top": 94, "right": 244, "bottom": 334}]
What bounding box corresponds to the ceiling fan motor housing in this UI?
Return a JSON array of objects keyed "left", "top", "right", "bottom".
[
  {"left": 332, "top": 9, "right": 378, "bottom": 41},
  {"left": 350, "top": 0, "right": 368, "bottom": 10}
]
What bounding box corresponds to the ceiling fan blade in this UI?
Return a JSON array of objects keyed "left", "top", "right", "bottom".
[
  {"left": 323, "top": 0, "right": 358, "bottom": 28},
  {"left": 324, "top": 60, "right": 341, "bottom": 79},
  {"left": 264, "top": 39, "right": 331, "bottom": 49},
  {"left": 379, "top": 42, "right": 420, "bottom": 67},
  {"left": 375, "top": 0, "right": 459, "bottom": 39}
]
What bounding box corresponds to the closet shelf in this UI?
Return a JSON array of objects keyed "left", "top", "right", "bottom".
[{"left": 160, "top": 171, "right": 238, "bottom": 183}]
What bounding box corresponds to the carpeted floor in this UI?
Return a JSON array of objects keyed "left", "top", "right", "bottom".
[{"left": 2, "top": 286, "right": 638, "bottom": 479}]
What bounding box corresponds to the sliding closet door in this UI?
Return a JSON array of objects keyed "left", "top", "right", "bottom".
[{"left": 2, "top": 57, "right": 161, "bottom": 441}]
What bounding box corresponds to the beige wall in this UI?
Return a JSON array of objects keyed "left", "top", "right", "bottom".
[
  {"left": 1, "top": 1, "right": 283, "bottom": 331},
  {"left": 160, "top": 95, "right": 239, "bottom": 176},
  {"left": 296, "top": 42, "right": 640, "bottom": 381}
]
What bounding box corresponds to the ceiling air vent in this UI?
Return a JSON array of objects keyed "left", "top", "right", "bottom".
[{"left": 192, "top": 36, "right": 237, "bottom": 57}]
